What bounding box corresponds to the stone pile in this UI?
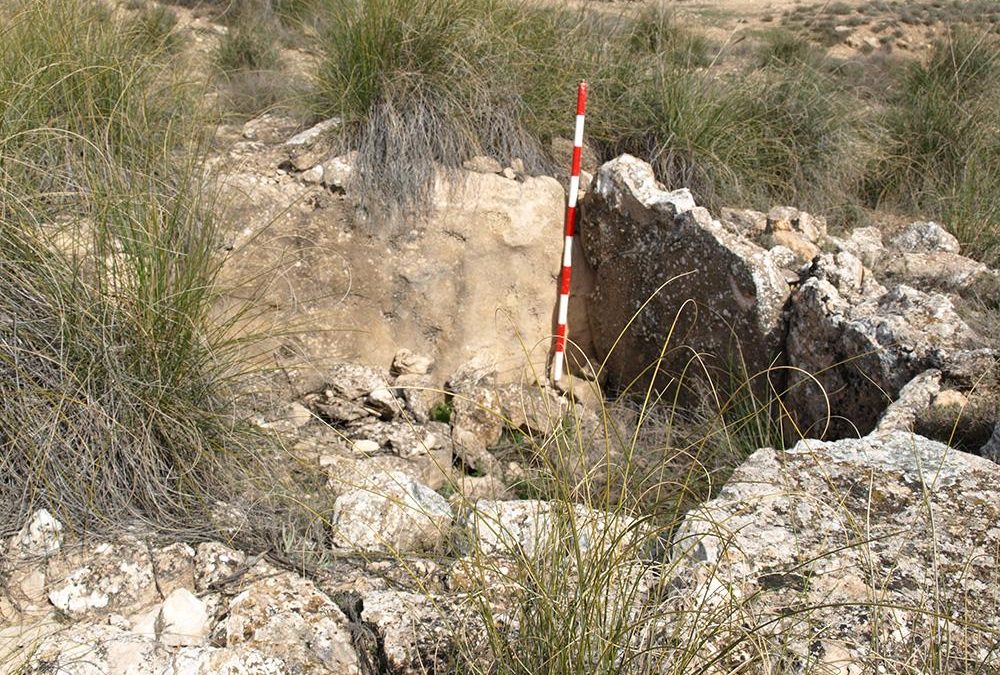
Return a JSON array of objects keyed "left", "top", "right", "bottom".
[
  {"left": 6, "top": 420, "right": 999, "bottom": 673},
  {"left": 580, "top": 155, "right": 998, "bottom": 445}
]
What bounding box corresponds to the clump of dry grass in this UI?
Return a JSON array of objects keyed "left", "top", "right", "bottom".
[
  {"left": 0, "top": 0, "right": 272, "bottom": 535},
  {"left": 864, "top": 30, "right": 999, "bottom": 265}
]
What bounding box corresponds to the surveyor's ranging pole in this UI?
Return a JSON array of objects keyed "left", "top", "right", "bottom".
[{"left": 552, "top": 81, "right": 588, "bottom": 383}]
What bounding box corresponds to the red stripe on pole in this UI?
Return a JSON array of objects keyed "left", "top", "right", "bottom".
[
  {"left": 552, "top": 81, "right": 588, "bottom": 382},
  {"left": 555, "top": 324, "right": 567, "bottom": 351},
  {"left": 560, "top": 267, "right": 572, "bottom": 294},
  {"left": 570, "top": 147, "right": 583, "bottom": 177}
]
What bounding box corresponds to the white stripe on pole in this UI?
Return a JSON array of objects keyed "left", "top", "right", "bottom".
[
  {"left": 567, "top": 175, "right": 580, "bottom": 207},
  {"left": 574, "top": 115, "right": 585, "bottom": 146},
  {"left": 558, "top": 294, "right": 569, "bottom": 324},
  {"left": 562, "top": 236, "right": 573, "bottom": 266}
]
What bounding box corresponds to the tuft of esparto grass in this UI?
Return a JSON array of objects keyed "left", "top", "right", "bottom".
[
  {"left": 313, "top": 0, "right": 576, "bottom": 227},
  {"left": 863, "top": 30, "right": 999, "bottom": 264},
  {"left": 0, "top": 0, "right": 271, "bottom": 536},
  {"left": 312, "top": 0, "right": 877, "bottom": 230}
]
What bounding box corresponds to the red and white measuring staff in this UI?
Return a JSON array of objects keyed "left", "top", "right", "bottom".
[{"left": 552, "top": 81, "right": 588, "bottom": 383}]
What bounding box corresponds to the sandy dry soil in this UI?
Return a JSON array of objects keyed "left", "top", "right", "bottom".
[{"left": 561, "top": 0, "right": 992, "bottom": 57}]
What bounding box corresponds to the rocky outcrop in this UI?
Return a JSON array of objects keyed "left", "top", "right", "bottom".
[
  {"left": 785, "top": 252, "right": 994, "bottom": 438},
  {"left": 829, "top": 219, "right": 998, "bottom": 293},
  {"left": 664, "top": 430, "right": 1000, "bottom": 672},
  {"left": 6, "top": 418, "right": 1000, "bottom": 673},
  {"left": 580, "top": 156, "right": 996, "bottom": 443},
  {"left": 1, "top": 535, "right": 362, "bottom": 675},
  {"left": 580, "top": 155, "right": 791, "bottom": 397}
]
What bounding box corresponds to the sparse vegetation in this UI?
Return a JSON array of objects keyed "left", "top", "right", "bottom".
[
  {"left": 213, "top": 1, "right": 307, "bottom": 119},
  {"left": 215, "top": 9, "right": 280, "bottom": 73},
  {"left": 312, "top": 0, "right": 873, "bottom": 229},
  {"left": 2, "top": 0, "right": 998, "bottom": 672},
  {"left": 310, "top": 0, "right": 996, "bottom": 256}
]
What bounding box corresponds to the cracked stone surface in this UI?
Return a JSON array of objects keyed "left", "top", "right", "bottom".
[
  {"left": 581, "top": 154, "right": 790, "bottom": 398},
  {"left": 663, "top": 430, "right": 1000, "bottom": 673}
]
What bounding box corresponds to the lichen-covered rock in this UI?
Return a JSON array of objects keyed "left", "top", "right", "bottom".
[
  {"left": 8, "top": 620, "right": 290, "bottom": 674},
  {"left": 663, "top": 430, "right": 1000, "bottom": 673},
  {"left": 875, "top": 368, "right": 942, "bottom": 433},
  {"left": 282, "top": 117, "right": 340, "bottom": 170},
  {"left": 0, "top": 535, "right": 365, "bottom": 675},
  {"left": 890, "top": 220, "right": 961, "bottom": 254},
  {"left": 23, "top": 623, "right": 170, "bottom": 674},
  {"left": 581, "top": 155, "right": 790, "bottom": 397},
  {"left": 786, "top": 253, "right": 993, "bottom": 438},
  {"left": 332, "top": 471, "right": 453, "bottom": 553},
  {"left": 151, "top": 542, "right": 196, "bottom": 597},
  {"left": 393, "top": 373, "right": 437, "bottom": 423},
  {"left": 46, "top": 539, "right": 158, "bottom": 617},
  {"left": 880, "top": 250, "right": 994, "bottom": 292},
  {"left": 170, "top": 645, "right": 287, "bottom": 674},
  {"left": 361, "top": 591, "right": 476, "bottom": 675},
  {"left": 194, "top": 542, "right": 247, "bottom": 591},
  {"left": 320, "top": 151, "right": 355, "bottom": 191},
  {"left": 223, "top": 564, "right": 359, "bottom": 674},
  {"left": 831, "top": 225, "right": 885, "bottom": 269},
  {"left": 325, "top": 450, "right": 453, "bottom": 495}
]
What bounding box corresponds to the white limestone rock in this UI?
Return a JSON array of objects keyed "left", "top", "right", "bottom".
[
  {"left": 331, "top": 471, "right": 453, "bottom": 553},
  {"left": 663, "top": 430, "right": 1000, "bottom": 672},
  {"left": 9, "top": 509, "right": 63, "bottom": 558}
]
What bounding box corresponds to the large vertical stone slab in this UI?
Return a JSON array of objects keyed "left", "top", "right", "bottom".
[{"left": 580, "top": 155, "right": 790, "bottom": 397}]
